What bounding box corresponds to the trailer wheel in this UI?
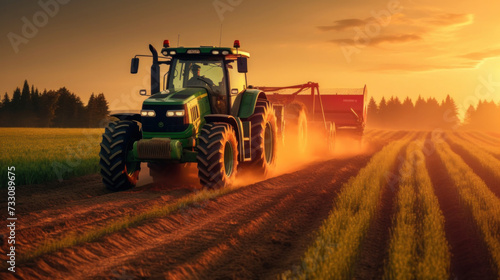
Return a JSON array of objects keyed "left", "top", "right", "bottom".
[
  {"left": 244, "top": 100, "right": 278, "bottom": 176},
  {"left": 327, "top": 123, "right": 336, "bottom": 154},
  {"left": 197, "top": 123, "right": 238, "bottom": 189},
  {"left": 99, "top": 120, "right": 141, "bottom": 191},
  {"left": 285, "top": 102, "right": 308, "bottom": 154}
]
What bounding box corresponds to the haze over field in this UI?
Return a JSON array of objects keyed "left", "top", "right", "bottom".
[{"left": 1, "top": 0, "right": 499, "bottom": 117}]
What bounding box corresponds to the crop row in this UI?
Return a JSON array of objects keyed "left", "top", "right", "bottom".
[
  {"left": 458, "top": 132, "right": 500, "bottom": 158},
  {"left": 384, "top": 139, "right": 449, "bottom": 280},
  {"left": 434, "top": 139, "right": 500, "bottom": 274},
  {"left": 474, "top": 131, "right": 500, "bottom": 145},
  {"left": 281, "top": 133, "right": 414, "bottom": 279},
  {"left": 446, "top": 132, "right": 500, "bottom": 183}
]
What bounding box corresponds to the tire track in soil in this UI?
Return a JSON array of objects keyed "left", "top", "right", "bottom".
[
  {"left": 0, "top": 174, "right": 108, "bottom": 213},
  {"left": 426, "top": 140, "right": 496, "bottom": 280},
  {"left": 0, "top": 171, "right": 202, "bottom": 256},
  {"left": 445, "top": 138, "right": 500, "bottom": 199},
  {"left": 3, "top": 152, "right": 377, "bottom": 280},
  {"left": 165, "top": 153, "right": 380, "bottom": 280},
  {"left": 0, "top": 191, "right": 190, "bottom": 256},
  {"left": 162, "top": 162, "right": 360, "bottom": 280},
  {"left": 352, "top": 140, "right": 410, "bottom": 280}
]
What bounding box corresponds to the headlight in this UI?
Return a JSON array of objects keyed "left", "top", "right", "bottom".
[
  {"left": 141, "top": 110, "right": 156, "bottom": 117},
  {"left": 169, "top": 50, "right": 176, "bottom": 55},
  {"left": 161, "top": 50, "right": 169, "bottom": 56},
  {"left": 212, "top": 50, "right": 220, "bottom": 55},
  {"left": 166, "top": 110, "right": 185, "bottom": 117}
]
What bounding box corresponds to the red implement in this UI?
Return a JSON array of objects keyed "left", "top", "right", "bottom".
[{"left": 257, "top": 82, "right": 367, "bottom": 137}]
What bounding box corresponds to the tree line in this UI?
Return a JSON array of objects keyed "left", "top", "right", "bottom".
[
  {"left": 463, "top": 100, "right": 500, "bottom": 131},
  {"left": 2, "top": 81, "right": 498, "bottom": 131},
  {"left": 0, "top": 80, "right": 109, "bottom": 128},
  {"left": 367, "top": 95, "right": 500, "bottom": 132}
]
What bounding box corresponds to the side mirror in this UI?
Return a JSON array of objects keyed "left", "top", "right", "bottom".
[
  {"left": 237, "top": 57, "right": 248, "bottom": 73},
  {"left": 139, "top": 89, "right": 147, "bottom": 96},
  {"left": 131, "top": 58, "right": 139, "bottom": 74}
]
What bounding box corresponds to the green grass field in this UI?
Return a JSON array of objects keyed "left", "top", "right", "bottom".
[{"left": 0, "top": 128, "right": 103, "bottom": 187}]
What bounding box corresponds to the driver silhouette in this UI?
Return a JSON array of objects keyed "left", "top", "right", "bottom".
[{"left": 187, "top": 64, "right": 214, "bottom": 87}]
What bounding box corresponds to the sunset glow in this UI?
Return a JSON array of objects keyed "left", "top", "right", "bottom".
[{"left": 1, "top": 0, "right": 499, "bottom": 116}]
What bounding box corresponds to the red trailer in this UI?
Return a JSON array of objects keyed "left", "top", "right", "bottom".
[{"left": 257, "top": 82, "right": 367, "bottom": 151}]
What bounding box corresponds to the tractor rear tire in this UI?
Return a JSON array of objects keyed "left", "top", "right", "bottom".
[
  {"left": 197, "top": 123, "right": 238, "bottom": 189},
  {"left": 244, "top": 100, "right": 278, "bottom": 176},
  {"left": 285, "top": 102, "right": 308, "bottom": 154},
  {"left": 99, "top": 120, "right": 141, "bottom": 191}
]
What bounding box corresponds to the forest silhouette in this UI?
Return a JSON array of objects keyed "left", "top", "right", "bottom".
[
  {"left": 1, "top": 81, "right": 498, "bottom": 131},
  {"left": 367, "top": 95, "right": 500, "bottom": 132},
  {"left": 0, "top": 80, "right": 109, "bottom": 128}
]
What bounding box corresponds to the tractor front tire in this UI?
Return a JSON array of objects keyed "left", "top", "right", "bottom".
[
  {"left": 197, "top": 123, "right": 238, "bottom": 189},
  {"left": 245, "top": 100, "right": 278, "bottom": 176},
  {"left": 99, "top": 120, "right": 141, "bottom": 191}
]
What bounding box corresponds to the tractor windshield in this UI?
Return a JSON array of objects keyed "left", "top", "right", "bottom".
[
  {"left": 168, "top": 57, "right": 228, "bottom": 114},
  {"left": 168, "top": 57, "right": 225, "bottom": 93}
]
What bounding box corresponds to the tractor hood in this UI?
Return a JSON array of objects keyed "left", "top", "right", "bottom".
[{"left": 143, "top": 88, "right": 207, "bottom": 105}]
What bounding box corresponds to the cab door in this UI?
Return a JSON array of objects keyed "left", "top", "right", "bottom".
[{"left": 226, "top": 60, "right": 247, "bottom": 110}]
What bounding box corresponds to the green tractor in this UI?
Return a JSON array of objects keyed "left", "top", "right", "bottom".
[{"left": 99, "top": 40, "right": 280, "bottom": 191}]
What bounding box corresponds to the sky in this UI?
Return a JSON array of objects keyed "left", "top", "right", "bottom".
[{"left": 1, "top": 0, "right": 499, "bottom": 117}]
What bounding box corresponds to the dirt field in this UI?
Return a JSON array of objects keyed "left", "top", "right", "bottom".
[{"left": 1, "top": 131, "right": 499, "bottom": 279}]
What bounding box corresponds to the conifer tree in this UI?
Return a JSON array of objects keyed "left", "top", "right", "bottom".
[
  {"left": 378, "top": 97, "right": 387, "bottom": 127},
  {"left": 367, "top": 97, "right": 378, "bottom": 128}
]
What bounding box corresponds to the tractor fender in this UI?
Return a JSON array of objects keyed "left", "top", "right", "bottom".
[
  {"left": 203, "top": 114, "right": 245, "bottom": 161},
  {"left": 111, "top": 113, "right": 142, "bottom": 122},
  {"left": 235, "top": 89, "right": 268, "bottom": 119}
]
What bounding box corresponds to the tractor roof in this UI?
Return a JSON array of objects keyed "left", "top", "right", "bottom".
[{"left": 161, "top": 46, "right": 250, "bottom": 58}]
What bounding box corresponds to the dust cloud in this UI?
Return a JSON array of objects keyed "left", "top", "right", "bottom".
[
  {"left": 235, "top": 125, "right": 366, "bottom": 186},
  {"left": 136, "top": 126, "right": 367, "bottom": 189}
]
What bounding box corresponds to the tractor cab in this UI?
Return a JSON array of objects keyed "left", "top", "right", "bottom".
[
  {"left": 130, "top": 40, "right": 250, "bottom": 116},
  {"left": 161, "top": 40, "right": 249, "bottom": 115}
]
